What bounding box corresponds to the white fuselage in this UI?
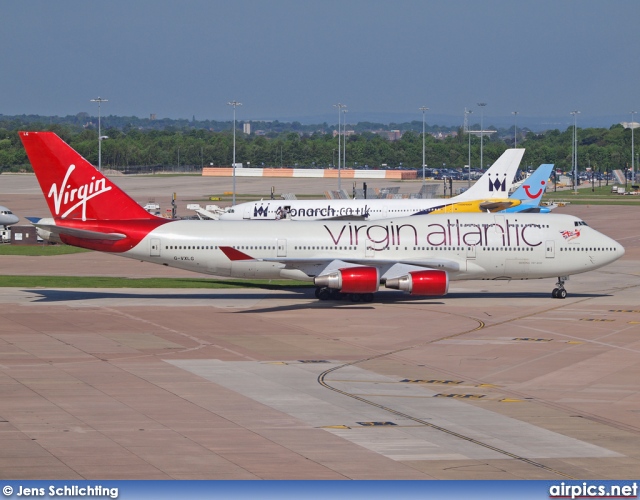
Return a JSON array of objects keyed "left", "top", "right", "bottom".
[
  {"left": 121, "top": 213, "right": 624, "bottom": 286},
  {"left": 218, "top": 148, "right": 525, "bottom": 221},
  {"left": 219, "top": 198, "right": 466, "bottom": 221}
]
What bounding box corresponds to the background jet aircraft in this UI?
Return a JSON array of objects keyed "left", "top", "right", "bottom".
[
  {"left": 20, "top": 132, "right": 624, "bottom": 301},
  {"left": 217, "top": 149, "right": 525, "bottom": 221},
  {"left": 0, "top": 205, "right": 19, "bottom": 227},
  {"left": 408, "top": 163, "right": 553, "bottom": 216},
  {"left": 0, "top": 205, "right": 19, "bottom": 242}
]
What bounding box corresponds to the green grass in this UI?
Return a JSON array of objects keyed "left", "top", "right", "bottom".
[
  {"left": 543, "top": 185, "right": 640, "bottom": 205},
  {"left": 0, "top": 245, "right": 91, "bottom": 256},
  {"left": 0, "top": 275, "right": 312, "bottom": 289}
]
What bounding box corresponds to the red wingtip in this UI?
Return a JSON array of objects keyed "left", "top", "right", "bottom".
[{"left": 219, "top": 246, "right": 254, "bottom": 261}]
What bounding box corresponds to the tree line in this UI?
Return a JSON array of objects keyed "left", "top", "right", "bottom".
[{"left": 0, "top": 117, "right": 636, "bottom": 174}]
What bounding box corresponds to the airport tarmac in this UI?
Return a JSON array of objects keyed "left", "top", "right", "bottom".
[{"left": 0, "top": 174, "right": 639, "bottom": 479}]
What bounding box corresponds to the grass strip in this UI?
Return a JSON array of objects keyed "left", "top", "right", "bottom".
[
  {"left": 0, "top": 245, "right": 90, "bottom": 256},
  {"left": 0, "top": 275, "right": 312, "bottom": 290}
]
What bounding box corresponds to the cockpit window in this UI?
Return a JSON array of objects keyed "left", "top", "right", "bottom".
[{"left": 574, "top": 221, "right": 588, "bottom": 227}]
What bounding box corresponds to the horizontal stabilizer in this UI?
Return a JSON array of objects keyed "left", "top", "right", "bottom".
[{"left": 32, "top": 223, "right": 126, "bottom": 241}]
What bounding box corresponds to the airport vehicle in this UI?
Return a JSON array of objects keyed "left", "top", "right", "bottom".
[
  {"left": 0, "top": 205, "right": 19, "bottom": 243},
  {"left": 217, "top": 149, "right": 525, "bottom": 221},
  {"left": 20, "top": 131, "right": 624, "bottom": 301}
]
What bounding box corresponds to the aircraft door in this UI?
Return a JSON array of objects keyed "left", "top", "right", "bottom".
[
  {"left": 545, "top": 240, "right": 555, "bottom": 258},
  {"left": 243, "top": 206, "right": 253, "bottom": 219},
  {"left": 365, "top": 239, "right": 375, "bottom": 258},
  {"left": 466, "top": 244, "right": 476, "bottom": 259},
  {"left": 150, "top": 238, "right": 161, "bottom": 257},
  {"left": 277, "top": 239, "right": 287, "bottom": 257}
]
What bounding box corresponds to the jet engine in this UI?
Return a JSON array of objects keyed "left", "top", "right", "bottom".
[
  {"left": 314, "top": 266, "right": 380, "bottom": 294},
  {"left": 385, "top": 270, "right": 449, "bottom": 296}
]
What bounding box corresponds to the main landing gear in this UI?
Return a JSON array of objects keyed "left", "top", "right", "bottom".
[
  {"left": 314, "top": 287, "right": 374, "bottom": 303},
  {"left": 551, "top": 277, "right": 567, "bottom": 299}
]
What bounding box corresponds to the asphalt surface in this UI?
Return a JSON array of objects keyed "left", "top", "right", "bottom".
[{"left": 0, "top": 174, "right": 639, "bottom": 479}]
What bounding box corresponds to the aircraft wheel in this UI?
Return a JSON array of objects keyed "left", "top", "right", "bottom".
[
  {"left": 362, "top": 293, "right": 374, "bottom": 303},
  {"left": 317, "top": 287, "right": 331, "bottom": 301},
  {"left": 551, "top": 288, "right": 559, "bottom": 298},
  {"left": 330, "top": 289, "right": 343, "bottom": 300},
  {"left": 314, "top": 287, "right": 321, "bottom": 299},
  {"left": 557, "top": 288, "right": 567, "bottom": 299},
  {"left": 349, "top": 293, "right": 361, "bottom": 302}
]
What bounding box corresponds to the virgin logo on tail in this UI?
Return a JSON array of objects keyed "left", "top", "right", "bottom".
[{"left": 48, "top": 164, "right": 112, "bottom": 220}]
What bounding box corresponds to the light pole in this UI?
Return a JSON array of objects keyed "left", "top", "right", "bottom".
[
  {"left": 477, "top": 103, "right": 487, "bottom": 169},
  {"left": 227, "top": 100, "right": 242, "bottom": 206},
  {"left": 631, "top": 111, "right": 637, "bottom": 183},
  {"left": 333, "top": 103, "right": 346, "bottom": 190},
  {"left": 512, "top": 111, "right": 519, "bottom": 148},
  {"left": 419, "top": 106, "right": 429, "bottom": 197},
  {"left": 342, "top": 108, "right": 348, "bottom": 192},
  {"left": 465, "top": 108, "right": 473, "bottom": 189},
  {"left": 570, "top": 110, "right": 580, "bottom": 194},
  {"left": 90, "top": 97, "right": 108, "bottom": 171}
]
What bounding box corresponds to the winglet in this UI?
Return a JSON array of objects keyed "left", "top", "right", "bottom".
[{"left": 219, "top": 246, "right": 255, "bottom": 261}]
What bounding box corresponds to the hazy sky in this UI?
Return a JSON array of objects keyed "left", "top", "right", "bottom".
[{"left": 1, "top": 0, "right": 638, "bottom": 128}]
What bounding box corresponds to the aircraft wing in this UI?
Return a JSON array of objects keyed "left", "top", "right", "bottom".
[
  {"left": 320, "top": 214, "right": 369, "bottom": 221},
  {"left": 479, "top": 200, "right": 520, "bottom": 212},
  {"left": 218, "top": 247, "right": 460, "bottom": 277},
  {"left": 31, "top": 222, "right": 126, "bottom": 241}
]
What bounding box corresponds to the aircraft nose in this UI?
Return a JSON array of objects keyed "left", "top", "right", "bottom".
[{"left": 608, "top": 237, "right": 625, "bottom": 261}]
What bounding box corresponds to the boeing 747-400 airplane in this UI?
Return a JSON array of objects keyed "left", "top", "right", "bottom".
[{"left": 20, "top": 132, "right": 624, "bottom": 301}]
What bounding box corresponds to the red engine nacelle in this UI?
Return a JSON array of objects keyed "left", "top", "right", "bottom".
[
  {"left": 314, "top": 266, "right": 380, "bottom": 294},
  {"left": 385, "top": 270, "right": 448, "bottom": 296}
]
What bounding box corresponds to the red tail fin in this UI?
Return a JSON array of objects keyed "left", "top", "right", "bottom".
[{"left": 20, "top": 131, "right": 158, "bottom": 221}]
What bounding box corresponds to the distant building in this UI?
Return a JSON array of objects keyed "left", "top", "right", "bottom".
[
  {"left": 388, "top": 130, "right": 402, "bottom": 141},
  {"left": 332, "top": 129, "right": 356, "bottom": 138},
  {"left": 431, "top": 131, "right": 458, "bottom": 140},
  {"left": 243, "top": 122, "right": 251, "bottom": 134},
  {"left": 150, "top": 114, "right": 157, "bottom": 120}
]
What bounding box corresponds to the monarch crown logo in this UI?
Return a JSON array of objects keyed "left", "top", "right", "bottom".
[
  {"left": 253, "top": 205, "right": 270, "bottom": 217},
  {"left": 488, "top": 174, "right": 506, "bottom": 192}
]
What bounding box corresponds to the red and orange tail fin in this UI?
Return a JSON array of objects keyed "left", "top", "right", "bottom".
[{"left": 19, "top": 131, "right": 158, "bottom": 221}]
